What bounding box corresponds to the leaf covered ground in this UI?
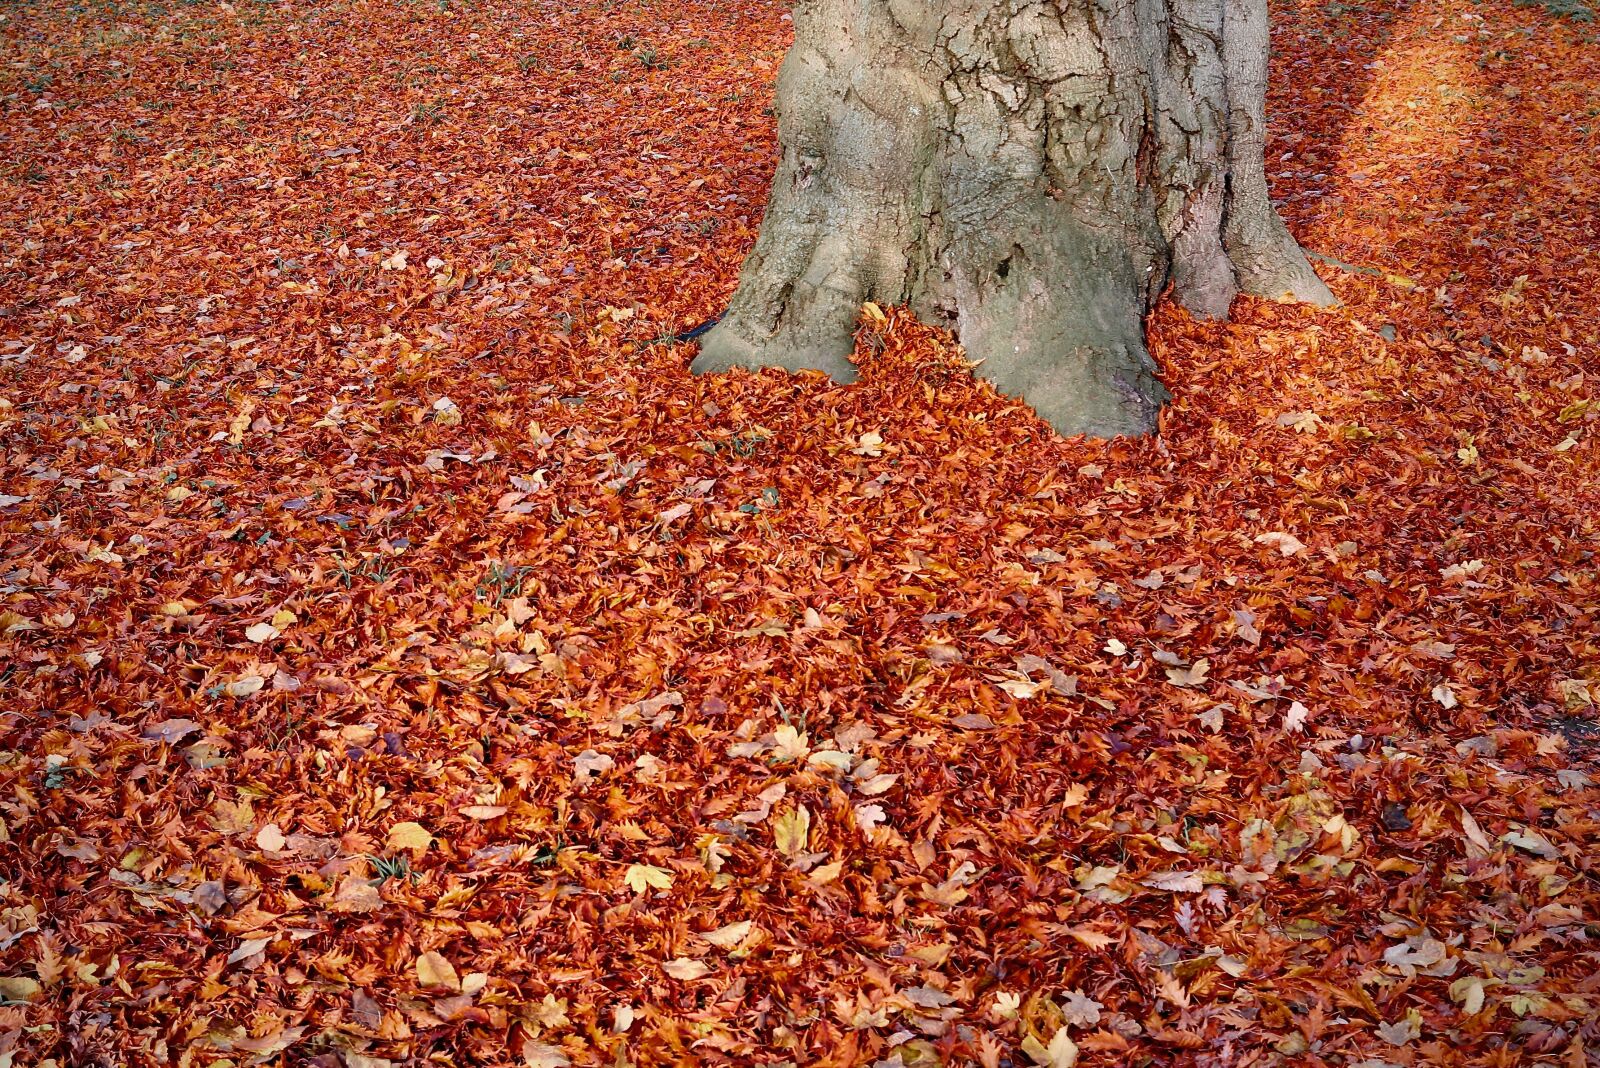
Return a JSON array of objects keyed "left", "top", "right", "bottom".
[{"left": 2, "top": 0, "right": 1599, "bottom": 1064}]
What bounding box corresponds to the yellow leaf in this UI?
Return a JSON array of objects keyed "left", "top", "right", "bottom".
[
  {"left": 416, "top": 950, "right": 460, "bottom": 991},
  {"left": 254, "top": 823, "right": 287, "bottom": 853},
  {"left": 0, "top": 976, "right": 42, "bottom": 1003},
  {"left": 772, "top": 804, "right": 811, "bottom": 858},
  {"left": 1449, "top": 976, "right": 1486, "bottom": 1015},
  {"left": 387, "top": 821, "right": 433, "bottom": 856},
  {"left": 226, "top": 401, "right": 254, "bottom": 445},
  {"left": 624, "top": 863, "right": 674, "bottom": 894},
  {"left": 809, "top": 860, "right": 844, "bottom": 885}
]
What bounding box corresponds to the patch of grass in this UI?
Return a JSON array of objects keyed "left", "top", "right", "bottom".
[
  {"left": 1514, "top": 0, "right": 1594, "bottom": 18},
  {"left": 410, "top": 98, "right": 447, "bottom": 124}
]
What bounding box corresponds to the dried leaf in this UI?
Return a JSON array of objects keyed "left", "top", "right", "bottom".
[
  {"left": 387, "top": 821, "right": 433, "bottom": 856},
  {"left": 661, "top": 957, "right": 710, "bottom": 980},
  {"left": 772, "top": 804, "right": 811, "bottom": 857},
  {"left": 624, "top": 864, "right": 674, "bottom": 894},
  {"left": 415, "top": 951, "right": 460, "bottom": 991}
]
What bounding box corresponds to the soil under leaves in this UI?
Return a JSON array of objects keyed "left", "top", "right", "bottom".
[{"left": 2, "top": 0, "right": 1599, "bottom": 1065}]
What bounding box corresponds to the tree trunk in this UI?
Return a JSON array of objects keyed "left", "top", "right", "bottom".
[{"left": 692, "top": 0, "right": 1334, "bottom": 437}]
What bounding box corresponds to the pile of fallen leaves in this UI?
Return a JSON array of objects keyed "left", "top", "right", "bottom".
[{"left": 2, "top": 0, "right": 1598, "bottom": 1064}]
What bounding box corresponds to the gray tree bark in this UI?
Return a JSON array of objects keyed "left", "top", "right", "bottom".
[{"left": 692, "top": 0, "right": 1334, "bottom": 437}]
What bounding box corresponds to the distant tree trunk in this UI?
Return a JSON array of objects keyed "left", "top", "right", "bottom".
[{"left": 693, "top": 0, "right": 1334, "bottom": 437}]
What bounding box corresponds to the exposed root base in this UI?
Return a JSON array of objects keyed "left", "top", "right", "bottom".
[{"left": 693, "top": 0, "right": 1333, "bottom": 438}]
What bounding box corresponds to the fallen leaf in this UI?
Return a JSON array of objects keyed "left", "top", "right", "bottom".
[
  {"left": 772, "top": 804, "right": 811, "bottom": 857},
  {"left": 1255, "top": 531, "right": 1306, "bottom": 557},
  {"left": 702, "top": 920, "right": 754, "bottom": 950},
  {"left": 387, "top": 821, "right": 433, "bottom": 855},
  {"left": 416, "top": 950, "right": 460, "bottom": 991},
  {"left": 244, "top": 621, "right": 280, "bottom": 643},
  {"left": 661, "top": 957, "right": 710, "bottom": 980},
  {"left": 1144, "top": 871, "right": 1204, "bottom": 893},
  {"left": 624, "top": 864, "right": 674, "bottom": 894}
]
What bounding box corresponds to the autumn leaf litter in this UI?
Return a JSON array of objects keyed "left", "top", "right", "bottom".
[{"left": 2, "top": 0, "right": 1599, "bottom": 1064}]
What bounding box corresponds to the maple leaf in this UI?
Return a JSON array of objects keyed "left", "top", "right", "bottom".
[
  {"left": 1376, "top": 1010, "right": 1423, "bottom": 1046},
  {"left": 623, "top": 864, "right": 674, "bottom": 894},
  {"left": 1021, "top": 1028, "right": 1079, "bottom": 1068},
  {"left": 851, "top": 430, "right": 886, "bottom": 456},
  {"left": 771, "top": 724, "right": 810, "bottom": 762},
  {"left": 1165, "top": 658, "right": 1210, "bottom": 688},
  {"left": 530, "top": 993, "right": 569, "bottom": 1027},
  {"left": 1276, "top": 409, "right": 1323, "bottom": 433},
  {"left": 991, "top": 990, "right": 1021, "bottom": 1020}
]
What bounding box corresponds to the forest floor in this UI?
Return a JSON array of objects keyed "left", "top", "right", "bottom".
[{"left": 3, "top": 0, "right": 1600, "bottom": 1064}]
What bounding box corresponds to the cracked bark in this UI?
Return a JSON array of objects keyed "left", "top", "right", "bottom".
[{"left": 692, "top": 0, "right": 1334, "bottom": 437}]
